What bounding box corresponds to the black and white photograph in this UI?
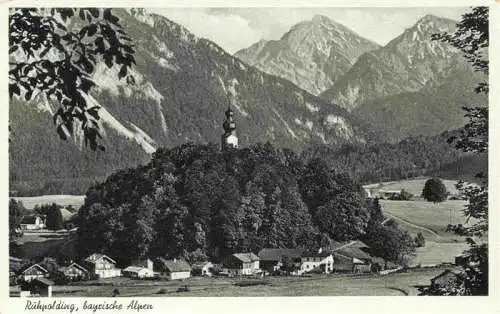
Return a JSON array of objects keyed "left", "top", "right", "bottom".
[{"left": 6, "top": 4, "right": 491, "bottom": 301}]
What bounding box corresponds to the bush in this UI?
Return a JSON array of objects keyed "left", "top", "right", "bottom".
[
  {"left": 414, "top": 232, "right": 426, "bottom": 247},
  {"left": 422, "top": 178, "right": 447, "bottom": 203},
  {"left": 157, "top": 288, "right": 167, "bottom": 294}
]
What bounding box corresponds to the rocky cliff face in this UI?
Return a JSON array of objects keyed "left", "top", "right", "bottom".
[
  {"left": 319, "top": 15, "right": 487, "bottom": 142},
  {"left": 9, "top": 9, "right": 364, "bottom": 195},
  {"left": 235, "top": 15, "right": 380, "bottom": 96}
]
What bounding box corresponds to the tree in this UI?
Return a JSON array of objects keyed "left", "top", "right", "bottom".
[
  {"left": 9, "top": 8, "right": 136, "bottom": 150},
  {"left": 363, "top": 222, "right": 415, "bottom": 263},
  {"left": 9, "top": 199, "right": 26, "bottom": 238},
  {"left": 422, "top": 178, "right": 447, "bottom": 203},
  {"left": 414, "top": 232, "right": 426, "bottom": 248},
  {"left": 45, "top": 206, "right": 64, "bottom": 230},
  {"left": 419, "top": 7, "right": 488, "bottom": 296}
]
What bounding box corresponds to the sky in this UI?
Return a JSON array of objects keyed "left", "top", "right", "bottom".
[{"left": 151, "top": 7, "right": 471, "bottom": 54}]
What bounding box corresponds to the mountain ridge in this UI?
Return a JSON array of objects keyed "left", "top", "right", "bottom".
[{"left": 235, "top": 14, "right": 380, "bottom": 96}]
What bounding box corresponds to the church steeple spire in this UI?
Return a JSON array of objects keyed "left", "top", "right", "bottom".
[{"left": 221, "top": 105, "right": 238, "bottom": 150}]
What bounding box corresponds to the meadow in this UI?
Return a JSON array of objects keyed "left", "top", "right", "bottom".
[
  {"left": 13, "top": 195, "right": 85, "bottom": 210},
  {"left": 366, "top": 177, "right": 460, "bottom": 196},
  {"left": 10, "top": 268, "right": 448, "bottom": 297}
]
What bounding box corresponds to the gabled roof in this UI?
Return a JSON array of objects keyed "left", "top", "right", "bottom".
[
  {"left": 232, "top": 253, "right": 259, "bottom": 263},
  {"left": 258, "top": 248, "right": 305, "bottom": 261},
  {"left": 192, "top": 261, "right": 214, "bottom": 269},
  {"left": 85, "top": 253, "right": 116, "bottom": 264},
  {"left": 335, "top": 247, "right": 372, "bottom": 260},
  {"left": 20, "top": 215, "right": 42, "bottom": 224},
  {"left": 61, "top": 263, "right": 88, "bottom": 274},
  {"left": 123, "top": 266, "right": 150, "bottom": 273},
  {"left": 431, "top": 269, "right": 464, "bottom": 282},
  {"left": 301, "top": 250, "right": 332, "bottom": 258},
  {"left": 156, "top": 258, "right": 191, "bottom": 272},
  {"left": 21, "top": 263, "right": 48, "bottom": 274}
]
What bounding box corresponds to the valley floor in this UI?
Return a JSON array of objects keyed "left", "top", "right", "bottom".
[{"left": 10, "top": 267, "right": 447, "bottom": 297}]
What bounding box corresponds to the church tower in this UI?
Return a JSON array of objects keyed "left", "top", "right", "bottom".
[{"left": 221, "top": 106, "right": 238, "bottom": 150}]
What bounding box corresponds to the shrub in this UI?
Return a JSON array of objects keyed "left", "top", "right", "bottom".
[{"left": 414, "top": 232, "right": 426, "bottom": 247}]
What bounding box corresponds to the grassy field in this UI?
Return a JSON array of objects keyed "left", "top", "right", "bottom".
[
  {"left": 12, "top": 230, "right": 76, "bottom": 260},
  {"left": 380, "top": 200, "right": 472, "bottom": 238},
  {"left": 10, "top": 268, "right": 448, "bottom": 297},
  {"left": 364, "top": 177, "right": 460, "bottom": 197},
  {"left": 380, "top": 199, "right": 477, "bottom": 267},
  {"left": 13, "top": 195, "right": 85, "bottom": 210}
]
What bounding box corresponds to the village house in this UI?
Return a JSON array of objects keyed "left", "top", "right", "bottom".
[
  {"left": 299, "top": 249, "right": 334, "bottom": 274},
  {"left": 19, "top": 264, "right": 49, "bottom": 282},
  {"left": 19, "top": 214, "right": 45, "bottom": 230},
  {"left": 83, "top": 253, "right": 121, "bottom": 279},
  {"left": 30, "top": 277, "right": 54, "bottom": 297},
  {"left": 258, "top": 248, "right": 304, "bottom": 273},
  {"left": 430, "top": 269, "right": 464, "bottom": 288},
  {"left": 223, "top": 253, "right": 260, "bottom": 276},
  {"left": 58, "top": 263, "right": 89, "bottom": 281},
  {"left": 191, "top": 261, "right": 215, "bottom": 277},
  {"left": 132, "top": 258, "right": 154, "bottom": 270},
  {"left": 122, "top": 266, "right": 155, "bottom": 279},
  {"left": 332, "top": 241, "right": 374, "bottom": 274},
  {"left": 153, "top": 258, "right": 191, "bottom": 280}
]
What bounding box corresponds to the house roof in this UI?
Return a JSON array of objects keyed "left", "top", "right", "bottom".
[
  {"left": 123, "top": 266, "right": 150, "bottom": 273},
  {"left": 157, "top": 258, "right": 191, "bottom": 272},
  {"left": 335, "top": 247, "right": 372, "bottom": 260},
  {"left": 301, "top": 250, "right": 332, "bottom": 258},
  {"left": 232, "top": 253, "right": 259, "bottom": 263},
  {"left": 332, "top": 253, "right": 353, "bottom": 264},
  {"left": 431, "top": 269, "right": 464, "bottom": 282},
  {"left": 85, "top": 253, "right": 116, "bottom": 264},
  {"left": 21, "top": 263, "right": 48, "bottom": 274},
  {"left": 33, "top": 277, "right": 55, "bottom": 286},
  {"left": 258, "top": 248, "right": 305, "bottom": 261},
  {"left": 60, "top": 263, "right": 88, "bottom": 274},
  {"left": 20, "top": 215, "right": 42, "bottom": 224},
  {"left": 192, "top": 261, "right": 213, "bottom": 269}
]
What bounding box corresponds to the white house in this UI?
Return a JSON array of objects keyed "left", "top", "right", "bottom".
[
  {"left": 20, "top": 264, "right": 49, "bottom": 282},
  {"left": 122, "top": 266, "right": 154, "bottom": 278},
  {"left": 83, "top": 253, "right": 121, "bottom": 279},
  {"left": 20, "top": 215, "right": 45, "bottom": 230},
  {"left": 299, "top": 249, "right": 334, "bottom": 274},
  {"left": 223, "top": 253, "right": 260, "bottom": 276},
  {"left": 192, "top": 261, "right": 215, "bottom": 277},
  {"left": 154, "top": 258, "right": 192, "bottom": 280}
]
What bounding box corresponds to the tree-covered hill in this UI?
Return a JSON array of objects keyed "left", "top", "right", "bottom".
[{"left": 77, "top": 142, "right": 415, "bottom": 266}]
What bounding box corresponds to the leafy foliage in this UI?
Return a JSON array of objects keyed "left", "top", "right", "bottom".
[
  {"left": 422, "top": 178, "right": 448, "bottom": 203},
  {"left": 363, "top": 219, "right": 415, "bottom": 263},
  {"left": 35, "top": 203, "right": 64, "bottom": 230},
  {"left": 9, "top": 199, "right": 27, "bottom": 238},
  {"left": 76, "top": 142, "right": 377, "bottom": 266},
  {"left": 414, "top": 232, "right": 425, "bottom": 248},
  {"left": 419, "top": 6, "right": 488, "bottom": 296},
  {"left": 9, "top": 8, "right": 136, "bottom": 150}
]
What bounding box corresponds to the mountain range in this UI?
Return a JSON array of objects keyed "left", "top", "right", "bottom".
[
  {"left": 235, "top": 15, "right": 380, "bottom": 96},
  {"left": 9, "top": 9, "right": 486, "bottom": 195},
  {"left": 239, "top": 14, "right": 487, "bottom": 143},
  {"left": 9, "top": 9, "right": 365, "bottom": 195}
]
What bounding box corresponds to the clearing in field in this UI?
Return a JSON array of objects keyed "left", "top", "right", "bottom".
[
  {"left": 380, "top": 199, "right": 478, "bottom": 267},
  {"left": 13, "top": 195, "right": 86, "bottom": 210},
  {"left": 364, "top": 177, "right": 459, "bottom": 197}
]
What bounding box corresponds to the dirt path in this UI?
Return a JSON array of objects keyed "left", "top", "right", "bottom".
[{"left": 383, "top": 213, "right": 443, "bottom": 240}]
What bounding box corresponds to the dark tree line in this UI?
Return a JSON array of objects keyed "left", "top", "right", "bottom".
[
  {"left": 301, "top": 131, "right": 482, "bottom": 186},
  {"left": 76, "top": 142, "right": 415, "bottom": 267}
]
